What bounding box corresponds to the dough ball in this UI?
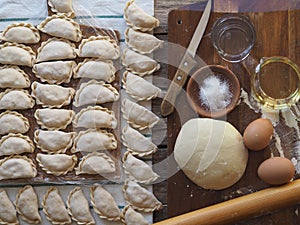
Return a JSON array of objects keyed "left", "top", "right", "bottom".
[{"left": 174, "top": 118, "right": 248, "bottom": 190}]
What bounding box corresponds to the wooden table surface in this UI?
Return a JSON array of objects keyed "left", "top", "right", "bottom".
[{"left": 152, "top": 0, "right": 300, "bottom": 224}]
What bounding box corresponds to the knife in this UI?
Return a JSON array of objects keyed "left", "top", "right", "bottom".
[{"left": 160, "top": 0, "right": 212, "bottom": 117}]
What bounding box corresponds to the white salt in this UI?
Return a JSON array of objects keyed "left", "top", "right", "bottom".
[{"left": 199, "top": 76, "right": 233, "bottom": 112}]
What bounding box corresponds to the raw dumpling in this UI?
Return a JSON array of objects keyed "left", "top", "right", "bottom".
[
  {"left": 0, "top": 89, "right": 35, "bottom": 110},
  {"left": 125, "top": 28, "right": 163, "bottom": 54},
  {"left": 67, "top": 187, "right": 95, "bottom": 224},
  {"left": 0, "top": 22, "right": 40, "bottom": 44},
  {"left": 15, "top": 185, "right": 41, "bottom": 224},
  {"left": 0, "top": 189, "right": 19, "bottom": 225},
  {"left": 77, "top": 36, "right": 120, "bottom": 60},
  {"left": 36, "top": 153, "right": 77, "bottom": 176},
  {"left": 0, "top": 65, "right": 30, "bottom": 88},
  {"left": 31, "top": 82, "right": 75, "bottom": 108},
  {"left": 35, "top": 108, "right": 74, "bottom": 130},
  {"left": 121, "top": 205, "right": 149, "bottom": 225},
  {"left": 0, "top": 133, "right": 34, "bottom": 156},
  {"left": 34, "top": 130, "right": 76, "bottom": 154},
  {"left": 38, "top": 14, "right": 82, "bottom": 42},
  {"left": 0, "top": 42, "right": 35, "bottom": 67},
  {"left": 73, "top": 106, "right": 117, "bottom": 129},
  {"left": 124, "top": 0, "right": 159, "bottom": 32},
  {"left": 33, "top": 61, "right": 76, "bottom": 84},
  {"left": 73, "top": 80, "right": 119, "bottom": 107},
  {"left": 122, "top": 125, "right": 157, "bottom": 157},
  {"left": 74, "top": 58, "right": 116, "bottom": 82},
  {"left": 36, "top": 38, "right": 76, "bottom": 62},
  {"left": 123, "top": 71, "right": 162, "bottom": 101},
  {"left": 122, "top": 98, "right": 160, "bottom": 130},
  {"left": 75, "top": 152, "right": 116, "bottom": 175},
  {"left": 48, "top": 0, "right": 75, "bottom": 18},
  {"left": 42, "top": 187, "right": 72, "bottom": 225},
  {"left": 123, "top": 180, "right": 162, "bottom": 212},
  {"left": 123, "top": 152, "right": 159, "bottom": 184},
  {"left": 90, "top": 184, "right": 121, "bottom": 221},
  {"left": 122, "top": 48, "right": 160, "bottom": 76},
  {"left": 72, "top": 129, "right": 117, "bottom": 153},
  {"left": 0, "top": 111, "right": 29, "bottom": 135},
  {"left": 0, "top": 155, "right": 37, "bottom": 180}
]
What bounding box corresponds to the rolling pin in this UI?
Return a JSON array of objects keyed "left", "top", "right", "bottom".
[{"left": 153, "top": 179, "right": 300, "bottom": 225}]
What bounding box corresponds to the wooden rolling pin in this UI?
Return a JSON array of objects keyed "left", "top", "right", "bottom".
[{"left": 153, "top": 179, "right": 300, "bottom": 225}]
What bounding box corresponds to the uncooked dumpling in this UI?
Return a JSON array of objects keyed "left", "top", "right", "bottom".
[
  {"left": 123, "top": 180, "right": 162, "bottom": 212},
  {"left": 36, "top": 153, "right": 77, "bottom": 176},
  {"left": 48, "top": 0, "right": 75, "bottom": 17},
  {"left": 125, "top": 28, "right": 163, "bottom": 54},
  {"left": 33, "top": 61, "right": 76, "bottom": 84},
  {"left": 67, "top": 187, "right": 95, "bottom": 225},
  {"left": 0, "top": 189, "right": 19, "bottom": 225},
  {"left": 123, "top": 152, "right": 159, "bottom": 184},
  {"left": 122, "top": 48, "right": 160, "bottom": 76},
  {"left": 32, "top": 82, "right": 75, "bottom": 108},
  {"left": 0, "top": 65, "right": 30, "bottom": 88},
  {"left": 122, "top": 71, "right": 162, "bottom": 101},
  {"left": 122, "top": 125, "right": 157, "bottom": 157},
  {"left": 75, "top": 152, "right": 116, "bottom": 175},
  {"left": 90, "top": 184, "right": 121, "bottom": 221},
  {"left": 35, "top": 108, "right": 74, "bottom": 130},
  {"left": 73, "top": 80, "right": 119, "bottom": 107},
  {"left": 0, "top": 22, "right": 40, "bottom": 44},
  {"left": 0, "top": 155, "right": 37, "bottom": 180},
  {"left": 74, "top": 59, "right": 116, "bottom": 82},
  {"left": 15, "top": 185, "right": 41, "bottom": 224},
  {"left": 73, "top": 106, "right": 117, "bottom": 129},
  {"left": 0, "top": 42, "right": 35, "bottom": 67},
  {"left": 0, "top": 111, "right": 29, "bottom": 135},
  {"left": 124, "top": 0, "right": 159, "bottom": 32},
  {"left": 38, "top": 14, "right": 82, "bottom": 42},
  {"left": 174, "top": 118, "right": 248, "bottom": 190},
  {"left": 72, "top": 129, "right": 117, "bottom": 153},
  {"left": 122, "top": 98, "right": 160, "bottom": 130},
  {"left": 34, "top": 130, "right": 75, "bottom": 154},
  {"left": 36, "top": 38, "right": 76, "bottom": 62},
  {"left": 122, "top": 205, "right": 149, "bottom": 225},
  {"left": 0, "top": 89, "right": 35, "bottom": 110},
  {"left": 0, "top": 133, "right": 34, "bottom": 156},
  {"left": 42, "top": 187, "right": 72, "bottom": 225},
  {"left": 77, "top": 35, "right": 120, "bottom": 60}
]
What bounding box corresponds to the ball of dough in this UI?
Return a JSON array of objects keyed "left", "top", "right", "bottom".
[{"left": 174, "top": 118, "right": 248, "bottom": 190}]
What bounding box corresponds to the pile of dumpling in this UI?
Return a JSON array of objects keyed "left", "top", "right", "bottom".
[
  {"left": 0, "top": 0, "right": 121, "bottom": 180},
  {"left": 121, "top": 0, "right": 164, "bottom": 224}
]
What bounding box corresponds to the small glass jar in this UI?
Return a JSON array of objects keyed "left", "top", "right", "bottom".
[
  {"left": 211, "top": 14, "right": 256, "bottom": 63},
  {"left": 251, "top": 56, "right": 300, "bottom": 110}
]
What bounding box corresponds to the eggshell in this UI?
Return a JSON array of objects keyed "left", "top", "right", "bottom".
[
  {"left": 257, "top": 157, "right": 295, "bottom": 185},
  {"left": 243, "top": 118, "right": 273, "bottom": 151}
]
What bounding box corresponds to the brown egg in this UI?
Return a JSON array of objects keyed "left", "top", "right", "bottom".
[
  {"left": 258, "top": 157, "right": 295, "bottom": 185},
  {"left": 243, "top": 118, "right": 273, "bottom": 151}
]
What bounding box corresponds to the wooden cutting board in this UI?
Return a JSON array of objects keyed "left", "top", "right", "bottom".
[{"left": 167, "top": 2, "right": 300, "bottom": 224}]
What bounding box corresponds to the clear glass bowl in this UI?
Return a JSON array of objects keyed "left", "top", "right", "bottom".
[{"left": 211, "top": 14, "right": 256, "bottom": 63}]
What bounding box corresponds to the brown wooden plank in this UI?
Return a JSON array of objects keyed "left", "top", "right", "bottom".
[{"left": 166, "top": 4, "right": 300, "bottom": 224}]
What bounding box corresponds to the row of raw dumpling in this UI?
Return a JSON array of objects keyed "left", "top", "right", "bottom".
[
  {"left": 34, "top": 35, "right": 120, "bottom": 63},
  {"left": 0, "top": 183, "right": 155, "bottom": 225},
  {"left": 30, "top": 79, "right": 119, "bottom": 109},
  {"left": 121, "top": 0, "right": 162, "bottom": 200},
  {"left": 33, "top": 58, "right": 117, "bottom": 85},
  {"left": 0, "top": 151, "right": 116, "bottom": 181}
]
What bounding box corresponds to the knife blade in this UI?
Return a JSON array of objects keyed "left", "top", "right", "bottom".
[{"left": 160, "top": 0, "right": 212, "bottom": 117}]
